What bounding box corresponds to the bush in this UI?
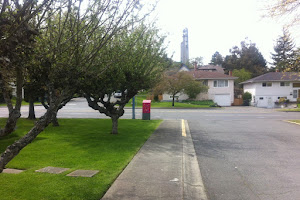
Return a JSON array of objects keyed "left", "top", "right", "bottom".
[
  {"left": 182, "top": 100, "right": 214, "bottom": 106},
  {"left": 209, "top": 103, "right": 219, "bottom": 107},
  {"left": 242, "top": 92, "right": 252, "bottom": 106},
  {"left": 184, "top": 81, "right": 208, "bottom": 99}
]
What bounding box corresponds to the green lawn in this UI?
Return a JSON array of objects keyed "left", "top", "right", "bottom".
[
  {"left": 0, "top": 98, "right": 40, "bottom": 107},
  {"left": 0, "top": 118, "right": 161, "bottom": 200},
  {"left": 279, "top": 104, "right": 300, "bottom": 112},
  {"left": 127, "top": 95, "right": 216, "bottom": 108},
  {"left": 289, "top": 120, "right": 300, "bottom": 124}
]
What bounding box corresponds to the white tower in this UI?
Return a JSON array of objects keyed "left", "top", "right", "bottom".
[{"left": 181, "top": 28, "right": 189, "bottom": 65}]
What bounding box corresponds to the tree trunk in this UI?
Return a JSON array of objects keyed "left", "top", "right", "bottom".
[
  {"left": 0, "top": 109, "right": 21, "bottom": 137},
  {"left": 0, "top": 66, "right": 23, "bottom": 137},
  {"left": 27, "top": 98, "right": 36, "bottom": 119},
  {"left": 111, "top": 115, "right": 119, "bottom": 134},
  {"left": 0, "top": 104, "right": 56, "bottom": 173},
  {"left": 172, "top": 95, "right": 175, "bottom": 107},
  {"left": 51, "top": 110, "right": 59, "bottom": 127}
]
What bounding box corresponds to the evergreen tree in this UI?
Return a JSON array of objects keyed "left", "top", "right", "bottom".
[
  {"left": 210, "top": 51, "right": 223, "bottom": 66},
  {"left": 271, "top": 28, "right": 296, "bottom": 71},
  {"left": 222, "top": 39, "right": 267, "bottom": 77},
  {"left": 239, "top": 40, "right": 267, "bottom": 77},
  {"left": 289, "top": 48, "right": 300, "bottom": 72}
]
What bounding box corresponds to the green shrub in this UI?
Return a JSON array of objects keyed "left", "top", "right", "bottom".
[
  {"left": 182, "top": 100, "right": 214, "bottom": 106},
  {"left": 209, "top": 103, "right": 219, "bottom": 107},
  {"left": 242, "top": 92, "right": 252, "bottom": 106}
]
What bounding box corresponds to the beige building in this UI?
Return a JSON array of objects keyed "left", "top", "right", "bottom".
[{"left": 162, "top": 65, "right": 237, "bottom": 106}]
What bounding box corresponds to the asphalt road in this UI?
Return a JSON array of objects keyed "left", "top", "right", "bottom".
[
  {"left": 1, "top": 98, "right": 300, "bottom": 199},
  {"left": 188, "top": 112, "right": 300, "bottom": 200}
]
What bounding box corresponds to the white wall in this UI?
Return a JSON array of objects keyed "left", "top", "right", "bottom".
[
  {"left": 162, "top": 79, "right": 235, "bottom": 104},
  {"left": 204, "top": 80, "right": 235, "bottom": 103},
  {"left": 243, "top": 82, "right": 300, "bottom": 108},
  {"left": 162, "top": 92, "right": 189, "bottom": 101}
]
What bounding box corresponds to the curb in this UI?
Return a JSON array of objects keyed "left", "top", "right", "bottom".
[
  {"left": 124, "top": 107, "right": 221, "bottom": 110},
  {"left": 182, "top": 119, "right": 208, "bottom": 200}
]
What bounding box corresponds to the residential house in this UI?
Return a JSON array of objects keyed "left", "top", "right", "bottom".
[
  {"left": 241, "top": 72, "right": 300, "bottom": 108},
  {"left": 162, "top": 65, "right": 238, "bottom": 106}
]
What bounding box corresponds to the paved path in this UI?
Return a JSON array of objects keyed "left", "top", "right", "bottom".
[{"left": 102, "top": 120, "right": 207, "bottom": 200}]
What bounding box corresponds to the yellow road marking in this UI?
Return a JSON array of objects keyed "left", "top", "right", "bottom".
[{"left": 182, "top": 119, "right": 186, "bottom": 137}]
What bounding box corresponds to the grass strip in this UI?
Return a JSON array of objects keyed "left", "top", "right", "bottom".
[
  {"left": 126, "top": 95, "right": 215, "bottom": 108},
  {"left": 0, "top": 118, "right": 161, "bottom": 200},
  {"left": 279, "top": 108, "right": 300, "bottom": 112},
  {"left": 288, "top": 120, "right": 300, "bottom": 124},
  {"left": 0, "top": 98, "right": 40, "bottom": 107}
]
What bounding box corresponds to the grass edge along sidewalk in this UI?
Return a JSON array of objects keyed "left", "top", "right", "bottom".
[
  {"left": 0, "top": 118, "right": 162, "bottom": 200},
  {"left": 127, "top": 95, "right": 217, "bottom": 108}
]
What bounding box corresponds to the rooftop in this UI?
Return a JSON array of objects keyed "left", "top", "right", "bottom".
[
  {"left": 196, "top": 65, "right": 224, "bottom": 73},
  {"left": 191, "top": 71, "right": 237, "bottom": 80},
  {"left": 240, "top": 72, "right": 300, "bottom": 84}
]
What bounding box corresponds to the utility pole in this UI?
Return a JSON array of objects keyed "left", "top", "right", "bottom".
[{"left": 132, "top": 96, "right": 135, "bottom": 119}]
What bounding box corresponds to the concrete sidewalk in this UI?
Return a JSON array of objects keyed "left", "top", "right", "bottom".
[{"left": 101, "top": 120, "right": 207, "bottom": 200}]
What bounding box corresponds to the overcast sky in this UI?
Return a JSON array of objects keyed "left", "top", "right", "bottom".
[{"left": 150, "top": 0, "right": 299, "bottom": 66}]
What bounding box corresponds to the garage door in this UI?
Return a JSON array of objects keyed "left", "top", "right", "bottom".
[
  {"left": 214, "top": 94, "right": 231, "bottom": 106},
  {"left": 257, "top": 97, "right": 268, "bottom": 108},
  {"left": 257, "top": 97, "right": 273, "bottom": 108}
]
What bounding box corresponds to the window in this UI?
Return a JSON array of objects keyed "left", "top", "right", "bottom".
[
  {"left": 262, "top": 82, "right": 272, "bottom": 87},
  {"left": 213, "top": 80, "right": 228, "bottom": 87},
  {"left": 293, "top": 83, "right": 300, "bottom": 88},
  {"left": 280, "top": 82, "right": 290, "bottom": 86},
  {"left": 203, "top": 80, "right": 208, "bottom": 86},
  {"left": 293, "top": 90, "right": 298, "bottom": 98}
]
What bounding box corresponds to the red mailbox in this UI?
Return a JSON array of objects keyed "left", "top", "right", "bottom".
[{"left": 142, "top": 100, "right": 151, "bottom": 120}]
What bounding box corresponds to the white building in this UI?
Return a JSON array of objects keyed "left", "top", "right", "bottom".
[
  {"left": 241, "top": 72, "right": 300, "bottom": 108},
  {"left": 163, "top": 67, "right": 237, "bottom": 106}
]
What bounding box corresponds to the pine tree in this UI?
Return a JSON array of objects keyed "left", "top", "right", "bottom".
[
  {"left": 222, "top": 39, "right": 267, "bottom": 77},
  {"left": 271, "top": 28, "right": 295, "bottom": 71},
  {"left": 210, "top": 51, "right": 223, "bottom": 66}
]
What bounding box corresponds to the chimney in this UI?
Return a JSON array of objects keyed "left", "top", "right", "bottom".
[
  {"left": 194, "top": 62, "right": 197, "bottom": 71},
  {"left": 229, "top": 70, "right": 232, "bottom": 76}
]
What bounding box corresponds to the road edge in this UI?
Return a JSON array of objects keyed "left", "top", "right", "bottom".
[
  {"left": 182, "top": 119, "right": 208, "bottom": 200},
  {"left": 283, "top": 120, "right": 300, "bottom": 126}
]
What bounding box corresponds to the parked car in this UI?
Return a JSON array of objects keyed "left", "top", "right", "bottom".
[{"left": 114, "top": 91, "right": 122, "bottom": 98}]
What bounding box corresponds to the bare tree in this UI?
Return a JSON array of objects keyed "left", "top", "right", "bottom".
[{"left": 264, "top": 0, "right": 300, "bottom": 27}]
